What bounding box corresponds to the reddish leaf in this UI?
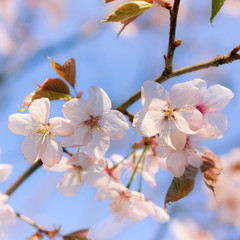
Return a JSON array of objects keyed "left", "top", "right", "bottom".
[
  {"left": 164, "top": 165, "right": 198, "bottom": 211},
  {"left": 105, "top": 0, "right": 115, "bottom": 2},
  {"left": 20, "top": 78, "right": 71, "bottom": 110},
  {"left": 200, "top": 147, "right": 222, "bottom": 193},
  {"left": 63, "top": 229, "right": 89, "bottom": 240},
  {"left": 49, "top": 57, "right": 76, "bottom": 88},
  {"left": 36, "top": 78, "right": 70, "bottom": 95}
]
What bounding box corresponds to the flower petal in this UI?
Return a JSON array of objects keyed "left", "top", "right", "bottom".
[
  {"left": 8, "top": 113, "right": 39, "bottom": 136},
  {"left": 0, "top": 164, "right": 12, "bottom": 183},
  {"left": 21, "top": 135, "right": 45, "bottom": 164},
  {"left": 179, "top": 108, "right": 203, "bottom": 131},
  {"left": 133, "top": 108, "right": 164, "bottom": 137},
  {"left": 141, "top": 81, "right": 167, "bottom": 107},
  {"left": 174, "top": 113, "right": 198, "bottom": 134},
  {"left": 204, "top": 84, "right": 234, "bottom": 112},
  {"left": 62, "top": 125, "right": 90, "bottom": 147},
  {"left": 100, "top": 110, "right": 129, "bottom": 140},
  {"left": 43, "top": 156, "right": 69, "bottom": 172},
  {"left": 87, "top": 86, "right": 112, "bottom": 116},
  {"left": 169, "top": 82, "right": 199, "bottom": 108},
  {"left": 85, "top": 129, "right": 110, "bottom": 158},
  {"left": 62, "top": 98, "right": 89, "bottom": 124},
  {"left": 29, "top": 98, "right": 50, "bottom": 124},
  {"left": 146, "top": 201, "right": 170, "bottom": 222},
  {"left": 57, "top": 169, "right": 83, "bottom": 196},
  {"left": 50, "top": 117, "right": 74, "bottom": 137},
  {"left": 41, "top": 136, "right": 62, "bottom": 167},
  {"left": 160, "top": 120, "right": 186, "bottom": 150},
  {"left": 206, "top": 112, "right": 227, "bottom": 138},
  {"left": 167, "top": 151, "right": 188, "bottom": 177}
]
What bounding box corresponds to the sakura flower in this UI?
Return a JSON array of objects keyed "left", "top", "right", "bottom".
[
  {"left": 62, "top": 86, "right": 129, "bottom": 158},
  {"left": 57, "top": 152, "right": 109, "bottom": 196},
  {"left": 133, "top": 81, "right": 202, "bottom": 151},
  {"left": 156, "top": 127, "right": 217, "bottom": 177},
  {"left": 96, "top": 182, "right": 169, "bottom": 222},
  {"left": 190, "top": 78, "right": 234, "bottom": 138},
  {"left": 8, "top": 98, "right": 74, "bottom": 167}
]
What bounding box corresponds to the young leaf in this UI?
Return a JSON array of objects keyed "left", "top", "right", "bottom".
[
  {"left": 200, "top": 147, "right": 222, "bottom": 193},
  {"left": 210, "top": 0, "right": 225, "bottom": 23},
  {"left": 36, "top": 78, "right": 70, "bottom": 94},
  {"left": 49, "top": 57, "right": 76, "bottom": 88},
  {"left": 20, "top": 78, "right": 71, "bottom": 110},
  {"left": 101, "top": 1, "right": 153, "bottom": 23},
  {"left": 117, "top": 13, "right": 143, "bottom": 37},
  {"left": 63, "top": 229, "right": 89, "bottom": 240},
  {"left": 164, "top": 165, "right": 198, "bottom": 211}
]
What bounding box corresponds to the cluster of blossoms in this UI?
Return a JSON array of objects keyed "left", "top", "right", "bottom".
[
  {"left": 7, "top": 78, "right": 233, "bottom": 225},
  {"left": 133, "top": 79, "right": 234, "bottom": 177},
  {"left": 0, "top": 164, "right": 16, "bottom": 239}
]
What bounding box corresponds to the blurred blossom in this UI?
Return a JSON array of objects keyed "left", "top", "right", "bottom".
[
  {"left": 208, "top": 147, "right": 240, "bottom": 226},
  {"left": 223, "top": 0, "right": 240, "bottom": 18},
  {"left": 169, "top": 219, "right": 215, "bottom": 240}
]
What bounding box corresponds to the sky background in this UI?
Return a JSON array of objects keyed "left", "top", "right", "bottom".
[{"left": 0, "top": 0, "right": 240, "bottom": 239}]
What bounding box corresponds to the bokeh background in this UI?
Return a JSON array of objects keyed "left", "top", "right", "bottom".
[{"left": 0, "top": 0, "right": 240, "bottom": 239}]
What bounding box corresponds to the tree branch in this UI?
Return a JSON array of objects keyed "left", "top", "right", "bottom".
[
  {"left": 165, "top": 0, "right": 181, "bottom": 73},
  {"left": 115, "top": 52, "right": 240, "bottom": 113},
  {"left": 5, "top": 160, "right": 42, "bottom": 196}
]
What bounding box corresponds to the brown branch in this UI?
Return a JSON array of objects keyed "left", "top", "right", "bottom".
[
  {"left": 165, "top": 0, "right": 181, "bottom": 73},
  {"left": 115, "top": 52, "right": 240, "bottom": 113},
  {"left": 5, "top": 160, "right": 42, "bottom": 196}
]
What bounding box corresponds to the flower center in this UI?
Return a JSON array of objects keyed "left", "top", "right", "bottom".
[
  {"left": 163, "top": 105, "right": 175, "bottom": 120},
  {"left": 35, "top": 124, "right": 50, "bottom": 144},
  {"left": 84, "top": 115, "right": 101, "bottom": 130}
]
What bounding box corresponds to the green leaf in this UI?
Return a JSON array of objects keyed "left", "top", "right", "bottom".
[
  {"left": 210, "top": 0, "right": 225, "bottom": 23},
  {"left": 164, "top": 165, "right": 198, "bottom": 211},
  {"left": 101, "top": 1, "right": 152, "bottom": 23}
]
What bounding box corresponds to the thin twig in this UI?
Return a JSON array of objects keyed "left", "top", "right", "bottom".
[
  {"left": 16, "top": 212, "right": 45, "bottom": 232},
  {"left": 115, "top": 52, "right": 240, "bottom": 113},
  {"left": 5, "top": 160, "right": 42, "bottom": 196},
  {"left": 165, "top": 0, "right": 181, "bottom": 73}
]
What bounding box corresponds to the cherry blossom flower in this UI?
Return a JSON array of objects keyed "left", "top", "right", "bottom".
[
  {"left": 190, "top": 78, "right": 234, "bottom": 138},
  {"left": 57, "top": 152, "right": 109, "bottom": 196},
  {"left": 95, "top": 182, "right": 170, "bottom": 222},
  {"left": 133, "top": 81, "right": 202, "bottom": 151},
  {"left": 8, "top": 98, "right": 74, "bottom": 167},
  {"left": 62, "top": 86, "right": 129, "bottom": 158},
  {"left": 156, "top": 127, "right": 217, "bottom": 177}
]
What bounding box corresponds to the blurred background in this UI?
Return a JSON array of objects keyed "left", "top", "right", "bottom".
[{"left": 0, "top": 0, "right": 240, "bottom": 239}]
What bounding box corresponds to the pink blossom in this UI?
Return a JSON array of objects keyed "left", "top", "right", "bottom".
[
  {"left": 191, "top": 78, "right": 234, "bottom": 138},
  {"left": 156, "top": 127, "right": 217, "bottom": 177},
  {"left": 57, "top": 152, "right": 109, "bottom": 196},
  {"left": 8, "top": 98, "right": 74, "bottom": 167},
  {"left": 62, "top": 86, "right": 129, "bottom": 158},
  {"left": 95, "top": 182, "right": 169, "bottom": 222},
  {"left": 133, "top": 81, "right": 202, "bottom": 150}
]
